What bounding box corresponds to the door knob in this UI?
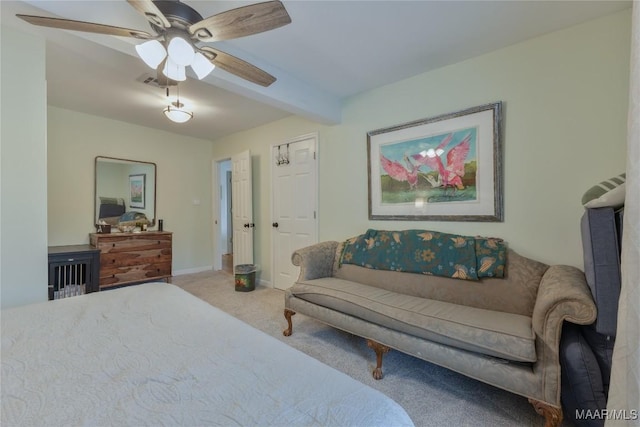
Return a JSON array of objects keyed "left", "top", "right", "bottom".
[
  {"left": 244, "top": 223, "right": 249, "bottom": 228},
  {"left": 272, "top": 222, "right": 279, "bottom": 228}
]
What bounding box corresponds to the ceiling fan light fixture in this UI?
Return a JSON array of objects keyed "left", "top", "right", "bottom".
[
  {"left": 135, "top": 40, "right": 167, "bottom": 69},
  {"left": 17, "top": 0, "right": 291, "bottom": 90},
  {"left": 162, "top": 58, "right": 186, "bottom": 81},
  {"left": 167, "top": 36, "right": 195, "bottom": 67},
  {"left": 191, "top": 52, "right": 216, "bottom": 79},
  {"left": 163, "top": 101, "right": 193, "bottom": 123}
]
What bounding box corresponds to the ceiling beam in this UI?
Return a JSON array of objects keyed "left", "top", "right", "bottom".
[{"left": 198, "top": 41, "right": 341, "bottom": 125}]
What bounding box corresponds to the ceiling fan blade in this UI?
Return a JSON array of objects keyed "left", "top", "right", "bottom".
[
  {"left": 189, "top": 1, "right": 291, "bottom": 43},
  {"left": 127, "top": 0, "right": 171, "bottom": 29},
  {"left": 16, "top": 14, "right": 153, "bottom": 39},
  {"left": 200, "top": 46, "right": 276, "bottom": 87}
]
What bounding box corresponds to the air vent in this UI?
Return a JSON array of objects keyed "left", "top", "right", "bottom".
[
  {"left": 137, "top": 73, "right": 178, "bottom": 88},
  {"left": 136, "top": 73, "right": 164, "bottom": 88}
]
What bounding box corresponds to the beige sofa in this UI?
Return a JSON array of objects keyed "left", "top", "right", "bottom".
[{"left": 283, "top": 239, "right": 597, "bottom": 427}]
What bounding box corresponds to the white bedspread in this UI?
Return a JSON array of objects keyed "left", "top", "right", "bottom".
[{"left": 1, "top": 283, "right": 413, "bottom": 427}]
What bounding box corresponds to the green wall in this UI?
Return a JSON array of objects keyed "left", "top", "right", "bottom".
[
  {"left": 1, "top": 26, "right": 48, "bottom": 308},
  {"left": 2, "top": 9, "right": 629, "bottom": 307},
  {"left": 47, "top": 107, "right": 215, "bottom": 274},
  {"left": 211, "top": 9, "right": 631, "bottom": 283}
]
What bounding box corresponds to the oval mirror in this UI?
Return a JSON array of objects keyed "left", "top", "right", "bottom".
[{"left": 94, "top": 156, "right": 157, "bottom": 228}]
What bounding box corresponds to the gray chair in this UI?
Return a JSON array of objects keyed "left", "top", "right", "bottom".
[{"left": 560, "top": 206, "right": 623, "bottom": 426}]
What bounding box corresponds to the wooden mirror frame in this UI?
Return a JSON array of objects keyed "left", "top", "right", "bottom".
[{"left": 94, "top": 156, "right": 157, "bottom": 227}]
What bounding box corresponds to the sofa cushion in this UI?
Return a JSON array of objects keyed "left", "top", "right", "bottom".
[
  {"left": 291, "top": 278, "right": 536, "bottom": 363},
  {"left": 334, "top": 249, "right": 548, "bottom": 317}
]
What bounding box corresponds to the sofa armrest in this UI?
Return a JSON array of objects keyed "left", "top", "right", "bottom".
[
  {"left": 291, "top": 241, "right": 340, "bottom": 281},
  {"left": 531, "top": 264, "right": 597, "bottom": 404},
  {"left": 533, "top": 265, "right": 597, "bottom": 337}
]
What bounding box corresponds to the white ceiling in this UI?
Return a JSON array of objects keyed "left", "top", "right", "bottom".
[{"left": 1, "top": 0, "right": 631, "bottom": 141}]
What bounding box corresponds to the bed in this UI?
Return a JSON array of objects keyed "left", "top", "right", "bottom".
[
  {"left": 97, "top": 197, "right": 126, "bottom": 225},
  {"left": 97, "top": 197, "right": 150, "bottom": 228},
  {"left": 1, "top": 283, "right": 413, "bottom": 427}
]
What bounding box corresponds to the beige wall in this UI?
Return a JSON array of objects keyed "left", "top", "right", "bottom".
[
  {"left": 212, "top": 9, "right": 631, "bottom": 282},
  {"left": 1, "top": 26, "right": 48, "bottom": 308},
  {"left": 47, "top": 107, "right": 214, "bottom": 274},
  {"left": 211, "top": 118, "right": 327, "bottom": 282},
  {"left": 1, "top": 9, "right": 630, "bottom": 307}
]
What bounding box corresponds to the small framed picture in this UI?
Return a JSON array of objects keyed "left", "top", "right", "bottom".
[{"left": 129, "top": 174, "right": 146, "bottom": 209}]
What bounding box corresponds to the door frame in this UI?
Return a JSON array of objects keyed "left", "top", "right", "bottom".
[
  {"left": 225, "top": 170, "right": 233, "bottom": 253},
  {"left": 212, "top": 157, "right": 231, "bottom": 271},
  {"left": 270, "top": 132, "right": 319, "bottom": 288}
]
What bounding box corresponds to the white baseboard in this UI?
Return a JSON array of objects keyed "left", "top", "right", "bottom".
[
  {"left": 172, "top": 267, "right": 272, "bottom": 289},
  {"left": 258, "top": 278, "right": 272, "bottom": 288},
  {"left": 173, "top": 266, "right": 214, "bottom": 276}
]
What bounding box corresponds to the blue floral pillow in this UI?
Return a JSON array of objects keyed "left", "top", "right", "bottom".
[
  {"left": 119, "top": 211, "right": 147, "bottom": 222},
  {"left": 475, "top": 237, "right": 506, "bottom": 278},
  {"left": 341, "top": 229, "right": 479, "bottom": 280}
]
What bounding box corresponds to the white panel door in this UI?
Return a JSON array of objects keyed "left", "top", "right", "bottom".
[
  {"left": 272, "top": 135, "right": 318, "bottom": 290},
  {"left": 232, "top": 150, "right": 254, "bottom": 266}
]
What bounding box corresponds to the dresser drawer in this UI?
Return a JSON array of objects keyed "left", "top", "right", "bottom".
[
  {"left": 93, "top": 235, "right": 172, "bottom": 253},
  {"left": 90, "top": 232, "right": 173, "bottom": 289},
  {"left": 99, "top": 262, "right": 172, "bottom": 287},
  {"left": 101, "top": 249, "right": 171, "bottom": 267}
]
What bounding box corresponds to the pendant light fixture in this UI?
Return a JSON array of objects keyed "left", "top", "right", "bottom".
[{"left": 163, "top": 85, "right": 193, "bottom": 124}]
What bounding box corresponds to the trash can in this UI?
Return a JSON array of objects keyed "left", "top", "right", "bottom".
[{"left": 235, "top": 264, "right": 257, "bottom": 292}]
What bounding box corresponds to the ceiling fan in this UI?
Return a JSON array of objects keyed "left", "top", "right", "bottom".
[{"left": 16, "top": 0, "right": 292, "bottom": 87}]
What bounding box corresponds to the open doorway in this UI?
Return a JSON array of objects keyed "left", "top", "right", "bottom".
[
  {"left": 213, "top": 152, "right": 254, "bottom": 274},
  {"left": 218, "top": 159, "right": 233, "bottom": 273}
]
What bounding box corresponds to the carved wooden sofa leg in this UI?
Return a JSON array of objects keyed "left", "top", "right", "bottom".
[
  {"left": 366, "top": 339, "right": 391, "bottom": 380},
  {"left": 528, "top": 398, "right": 563, "bottom": 427},
  {"left": 283, "top": 309, "right": 296, "bottom": 336}
]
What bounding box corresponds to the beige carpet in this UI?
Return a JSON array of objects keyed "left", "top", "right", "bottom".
[{"left": 172, "top": 270, "right": 566, "bottom": 427}]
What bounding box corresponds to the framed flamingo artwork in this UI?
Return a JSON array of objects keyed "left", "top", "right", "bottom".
[{"left": 367, "top": 102, "right": 503, "bottom": 221}]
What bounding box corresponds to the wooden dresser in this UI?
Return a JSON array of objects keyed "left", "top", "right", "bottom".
[{"left": 89, "top": 231, "right": 172, "bottom": 289}]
